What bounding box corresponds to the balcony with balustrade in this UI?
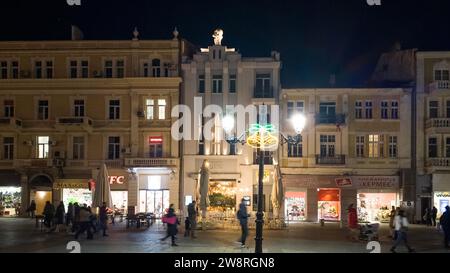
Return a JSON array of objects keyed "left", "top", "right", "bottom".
[
  {"left": 124, "top": 157, "right": 179, "bottom": 168},
  {"left": 0, "top": 117, "right": 22, "bottom": 132},
  {"left": 55, "top": 116, "right": 93, "bottom": 133},
  {"left": 426, "top": 157, "right": 450, "bottom": 172},
  {"left": 315, "top": 155, "right": 346, "bottom": 165},
  {"left": 427, "top": 80, "right": 450, "bottom": 93},
  {"left": 425, "top": 118, "right": 450, "bottom": 133}
]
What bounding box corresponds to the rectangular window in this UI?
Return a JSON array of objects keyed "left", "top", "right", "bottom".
[
  {"left": 3, "top": 137, "right": 14, "bottom": 160},
  {"left": 365, "top": 101, "right": 373, "bottom": 119},
  {"left": 81, "top": 61, "right": 89, "bottom": 78},
  {"left": 72, "top": 136, "right": 85, "bottom": 160},
  {"left": 46, "top": 61, "right": 53, "bottom": 79},
  {"left": 146, "top": 99, "right": 154, "bottom": 120},
  {"left": 355, "top": 101, "right": 363, "bottom": 119},
  {"left": 70, "top": 60, "right": 78, "bottom": 78},
  {"left": 11, "top": 61, "right": 18, "bottom": 79},
  {"left": 74, "top": 100, "right": 85, "bottom": 117},
  {"left": 198, "top": 75, "right": 205, "bottom": 93},
  {"left": 212, "top": 75, "right": 223, "bottom": 93},
  {"left": 143, "top": 62, "right": 150, "bottom": 77},
  {"left": 446, "top": 138, "right": 450, "bottom": 158},
  {"left": 104, "top": 60, "right": 113, "bottom": 78},
  {"left": 152, "top": 59, "right": 161, "bottom": 77},
  {"left": 108, "top": 136, "right": 121, "bottom": 160},
  {"left": 428, "top": 137, "right": 438, "bottom": 158},
  {"left": 37, "top": 136, "right": 50, "bottom": 159},
  {"left": 255, "top": 74, "right": 271, "bottom": 97},
  {"left": 320, "top": 135, "right": 336, "bottom": 157},
  {"left": 287, "top": 101, "right": 305, "bottom": 119},
  {"left": 254, "top": 149, "right": 273, "bottom": 165},
  {"left": 0, "top": 61, "right": 7, "bottom": 79},
  {"left": 229, "top": 74, "right": 236, "bottom": 93},
  {"left": 38, "top": 100, "right": 49, "bottom": 120},
  {"left": 116, "top": 60, "right": 124, "bottom": 78},
  {"left": 389, "top": 136, "right": 398, "bottom": 158},
  {"left": 4, "top": 100, "right": 14, "bottom": 118},
  {"left": 369, "top": 134, "right": 384, "bottom": 158},
  {"left": 356, "top": 136, "right": 364, "bottom": 158},
  {"left": 35, "top": 61, "right": 42, "bottom": 79},
  {"left": 158, "top": 99, "right": 166, "bottom": 120},
  {"left": 391, "top": 101, "right": 399, "bottom": 119},
  {"left": 381, "top": 101, "right": 389, "bottom": 119},
  {"left": 429, "top": 101, "right": 439, "bottom": 118},
  {"left": 435, "top": 70, "right": 450, "bottom": 81},
  {"left": 109, "top": 100, "right": 120, "bottom": 120},
  {"left": 149, "top": 141, "right": 163, "bottom": 158},
  {"left": 444, "top": 70, "right": 450, "bottom": 81},
  {"left": 447, "top": 101, "right": 450, "bottom": 118},
  {"left": 288, "top": 137, "right": 303, "bottom": 158}
]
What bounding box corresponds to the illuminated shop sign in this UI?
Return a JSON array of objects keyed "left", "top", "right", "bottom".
[
  {"left": 435, "top": 192, "right": 450, "bottom": 198},
  {"left": 109, "top": 176, "right": 125, "bottom": 185},
  {"left": 149, "top": 137, "right": 163, "bottom": 144}
]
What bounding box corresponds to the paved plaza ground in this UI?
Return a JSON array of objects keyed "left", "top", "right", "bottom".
[{"left": 0, "top": 217, "right": 448, "bottom": 253}]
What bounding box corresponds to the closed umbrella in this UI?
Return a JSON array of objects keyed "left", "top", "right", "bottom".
[
  {"left": 92, "top": 164, "right": 112, "bottom": 209},
  {"left": 197, "top": 160, "right": 210, "bottom": 229},
  {"left": 271, "top": 165, "right": 284, "bottom": 219}
]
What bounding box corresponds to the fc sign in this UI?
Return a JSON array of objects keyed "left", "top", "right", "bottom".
[{"left": 367, "top": 0, "right": 381, "bottom": 5}]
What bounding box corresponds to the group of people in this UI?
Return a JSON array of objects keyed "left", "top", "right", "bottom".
[
  {"left": 29, "top": 200, "right": 110, "bottom": 239},
  {"left": 423, "top": 206, "right": 438, "bottom": 226}
]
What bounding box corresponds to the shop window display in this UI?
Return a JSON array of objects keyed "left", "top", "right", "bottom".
[
  {"left": 357, "top": 193, "right": 397, "bottom": 223},
  {"left": 318, "top": 189, "right": 340, "bottom": 221},
  {"left": 0, "top": 187, "right": 21, "bottom": 216},
  {"left": 434, "top": 192, "right": 450, "bottom": 218},
  {"left": 285, "top": 192, "right": 306, "bottom": 221},
  {"left": 208, "top": 181, "right": 237, "bottom": 217},
  {"left": 63, "top": 188, "right": 92, "bottom": 209}
]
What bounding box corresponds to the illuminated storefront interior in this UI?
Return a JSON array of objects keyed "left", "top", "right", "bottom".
[
  {"left": 62, "top": 188, "right": 92, "bottom": 208},
  {"left": 139, "top": 175, "right": 169, "bottom": 217},
  {"left": 111, "top": 191, "right": 128, "bottom": 213},
  {"left": 318, "top": 189, "right": 340, "bottom": 221},
  {"left": 0, "top": 187, "right": 21, "bottom": 216},
  {"left": 434, "top": 192, "right": 450, "bottom": 218},
  {"left": 285, "top": 191, "right": 306, "bottom": 221},
  {"left": 357, "top": 192, "right": 397, "bottom": 223},
  {"left": 208, "top": 181, "right": 237, "bottom": 215},
  {"left": 33, "top": 190, "right": 52, "bottom": 215}
]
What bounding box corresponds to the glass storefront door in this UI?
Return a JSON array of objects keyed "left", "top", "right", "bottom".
[
  {"left": 357, "top": 192, "right": 397, "bottom": 223},
  {"left": 139, "top": 190, "right": 169, "bottom": 218}
]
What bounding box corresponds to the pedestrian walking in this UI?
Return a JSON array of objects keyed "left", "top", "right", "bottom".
[
  {"left": 27, "top": 200, "right": 36, "bottom": 219},
  {"left": 74, "top": 206, "right": 93, "bottom": 240},
  {"left": 66, "top": 203, "right": 74, "bottom": 227},
  {"left": 347, "top": 204, "right": 359, "bottom": 241},
  {"left": 439, "top": 205, "right": 450, "bottom": 249},
  {"left": 431, "top": 206, "right": 438, "bottom": 227},
  {"left": 160, "top": 204, "right": 179, "bottom": 246},
  {"left": 391, "top": 210, "right": 415, "bottom": 253},
  {"left": 43, "top": 201, "right": 55, "bottom": 232},
  {"left": 389, "top": 206, "right": 396, "bottom": 238},
  {"left": 184, "top": 217, "right": 191, "bottom": 237},
  {"left": 55, "top": 201, "right": 65, "bottom": 232},
  {"left": 236, "top": 198, "right": 249, "bottom": 248},
  {"left": 99, "top": 202, "right": 109, "bottom": 237},
  {"left": 72, "top": 203, "right": 80, "bottom": 233},
  {"left": 423, "top": 208, "right": 432, "bottom": 226},
  {"left": 187, "top": 201, "right": 197, "bottom": 238}
]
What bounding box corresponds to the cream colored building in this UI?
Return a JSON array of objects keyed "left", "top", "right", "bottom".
[
  {"left": 0, "top": 34, "right": 195, "bottom": 216},
  {"left": 416, "top": 52, "right": 450, "bottom": 220},
  {"left": 280, "top": 88, "right": 412, "bottom": 223},
  {"left": 181, "top": 31, "right": 281, "bottom": 216}
]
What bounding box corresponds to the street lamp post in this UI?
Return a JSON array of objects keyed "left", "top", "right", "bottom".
[{"left": 222, "top": 112, "right": 306, "bottom": 253}]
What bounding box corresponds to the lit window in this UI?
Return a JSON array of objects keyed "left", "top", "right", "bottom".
[
  {"left": 369, "top": 134, "right": 384, "bottom": 158},
  {"left": 158, "top": 99, "right": 166, "bottom": 120},
  {"left": 146, "top": 99, "right": 154, "bottom": 120},
  {"left": 147, "top": 176, "right": 161, "bottom": 190},
  {"left": 37, "top": 136, "right": 50, "bottom": 159}
]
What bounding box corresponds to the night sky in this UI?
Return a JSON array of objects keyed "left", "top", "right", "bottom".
[{"left": 1, "top": 0, "right": 450, "bottom": 87}]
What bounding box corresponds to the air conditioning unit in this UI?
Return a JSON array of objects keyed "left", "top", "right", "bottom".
[
  {"left": 49, "top": 140, "right": 57, "bottom": 146},
  {"left": 121, "top": 147, "right": 131, "bottom": 154},
  {"left": 137, "top": 110, "right": 145, "bottom": 117},
  {"left": 23, "top": 140, "right": 33, "bottom": 146},
  {"left": 54, "top": 151, "right": 65, "bottom": 158},
  {"left": 93, "top": 71, "right": 103, "bottom": 78}
]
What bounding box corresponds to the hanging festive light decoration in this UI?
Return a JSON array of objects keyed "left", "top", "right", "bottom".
[{"left": 246, "top": 124, "right": 279, "bottom": 150}]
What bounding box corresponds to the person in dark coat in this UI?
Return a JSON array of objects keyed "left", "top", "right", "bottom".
[
  {"left": 55, "top": 201, "right": 65, "bottom": 232},
  {"left": 440, "top": 205, "right": 450, "bottom": 249},
  {"left": 431, "top": 206, "right": 438, "bottom": 227},
  {"left": 27, "top": 200, "right": 36, "bottom": 218},
  {"left": 160, "top": 204, "right": 179, "bottom": 246},
  {"left": 423, "top": 208, "right": 432, "bottom": 226},
  {"left": 66, "top": 203, "right": 74, "bottom": 227},
  {"left": 236, "top": 199, "right": 249, "bottom": 248},
  {"left": 187, "top": 201, "right": 197, "bottom": 238},
  {"left": 74, "top": 206, "right": 93, "bottom": 240},
  {"left": 43, "top": 201, "right": 55, "bottom": 232},
  {"left": 99, "top": 202, "right": 109, "bottom": 237},
  {"left": 72, "top": 203, "right": 80, "bottom": 233}
]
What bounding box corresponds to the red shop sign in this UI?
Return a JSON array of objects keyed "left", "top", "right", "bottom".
[{"left": 149, "top": 136, "right": 163, "bottom": 144}]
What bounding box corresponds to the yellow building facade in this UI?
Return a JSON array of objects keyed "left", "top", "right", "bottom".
[{"left": 0, "top": 37, "right": 194, "bottom": 216}]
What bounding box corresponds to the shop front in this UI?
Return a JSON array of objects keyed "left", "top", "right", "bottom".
[
  {"left": 138, "top": 170, "right": 172, "bottom": 217},
  {"left": 208, "top": 180, "right": 238, "bottom": 217},
  {"left": 431, "top": 173, "right": 450, "bottom": 219},
  {"left": 282, "top": 174, "right": 400, "bottom": 223},
  {"left": 54, "top": 180, "right": 92, "bottom": 209},
  {"left": 29, "top": 174, "right": 53, "bottom": 216},
  {"left": 108, "top": 171, "right": 129, "bottom": 214},
  {"left": 0, "top": 171, "right": 21, "bottom": 216}
]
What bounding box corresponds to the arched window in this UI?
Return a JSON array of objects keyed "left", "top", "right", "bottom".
[
  {"left": 433, "top": 61, "right": 450, "bottom": 81},
  {"left": 152, "top": 59, "right": 161, "bottom": 77}
]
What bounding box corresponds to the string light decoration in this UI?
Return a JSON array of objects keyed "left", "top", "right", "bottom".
[{"left": 246, "top": 124, "right": 279, "bottom": 151}]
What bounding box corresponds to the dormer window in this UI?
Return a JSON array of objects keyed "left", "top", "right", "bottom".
[{"left": 433, "top": 61, "right": 450, "bottom": 81}]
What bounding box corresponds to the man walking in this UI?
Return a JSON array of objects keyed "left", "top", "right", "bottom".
[
  {"left": 236, "top": 198, "right": 249, "bottom": 248},
  {"left": 440, "top": 205, "right": 450, "bottom": 249},
  {"left": 187, "top": 201, "right": 197, "bottom": 238},
  {"left": 431, "top": 206, "right": 438, "bottom": 227},
  {"left": 391, "top": 210, "right": 415, "bottom": 253}
]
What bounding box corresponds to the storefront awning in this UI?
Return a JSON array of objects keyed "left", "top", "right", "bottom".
[{"left": 0, "top": 171, "right": 21, "bottom": 187}]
